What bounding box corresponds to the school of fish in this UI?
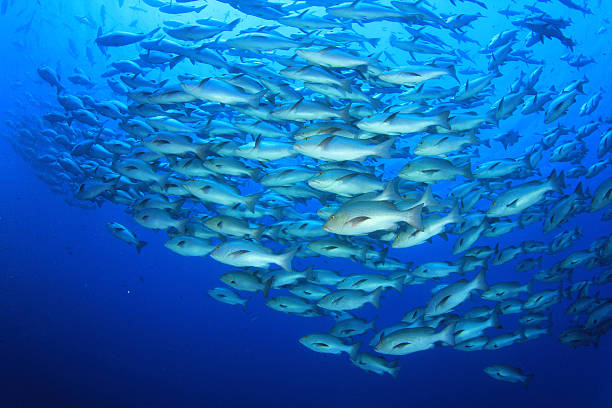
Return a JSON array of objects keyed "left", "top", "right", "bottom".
[{"left": 3, "top": 0, "right": 612, "bottom": 384}]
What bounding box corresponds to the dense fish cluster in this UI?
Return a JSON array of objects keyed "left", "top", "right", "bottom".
[{"left": 4, "top": 0, "right": 612, "bottom": 383}]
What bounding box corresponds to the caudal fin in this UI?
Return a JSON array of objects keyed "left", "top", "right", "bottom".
[
  {"left": 445, "top": 204, "right": 464, "bottom": 225},
  {"left": 243, "top": 193, "right": 261, "bottom": 213},
  {"left": 376, "top": 179, "right": 400, "bottom": 202},
  {"left": 472, "top": 267, "right": 488, "bottom": 291},
  {"left": 547, "top": 169, "right": 565, "bottom": 193},
  {"left": 136, "top": 240, "right": 147, "bottom": 254},
  {"left": 370, "top": 287, "right": 383, "bottom": 309},
  {"left": 403, "top": 203, "right": 424, "bottom": 231},
  {"left": 375, "top": 137, "right": 395, "bottom": 159},
  {"left": 389, "top": 365, "right": 400, "bottom": 380},
  {"left": 525, "top": 374, "right": 535, "bottom": 388},
  {"left": 438, "top": 322, "right": 456, "bottom": 346},
  {"left": 436, "top": 110, "right": 451, "bottom": 130},
  {"left": 348, "top": 342, "right": 361, "bottom": 360},
  {"left": 247, "top": 90, "right": 266, "bottom": 108},
  {"left": 277, "top": 247, "right": 298, "bottom": 273},
  {"left": 262, "top": 277, "right": 274, "bottom": 298},
  {"left": 391, "top": 276, "right": 404, "bottom": 293}
]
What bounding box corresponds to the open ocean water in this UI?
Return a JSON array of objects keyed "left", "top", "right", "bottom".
[{"left": 0, "top": 1, "right": 610, "bottom": 407}]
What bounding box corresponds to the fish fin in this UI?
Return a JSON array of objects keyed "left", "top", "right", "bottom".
[
  {"left": 439, "top": 322, "right": 456, "bottom": 346},
  {"left": 389, "top": 365, "right": 400, "bottom": 380},
  {"left": 377, "top": 179, "right": 400, "bottom": 202},
  {"left": 370, "top": 287, "right": 383, "bottom": 309},
  {"left": 262, "top": 277, "right": 273, "bottom": 298},
  {"left": 277, "top": 247, "right": 298, "bottom": 273},
  {"left": 392, "top": 276, "right": 403, "bottom": 294},
  {"left": 446, "top": 204, "right": 464, "bottom": 225},
  {"left": 446, "top": 64, "right": 459, "bottom": 83},
  {"left": 375, "top": 137, "right": 395, "bottom": 159},
  {"left": 349, "top": 342, "right": 361, "bottom": 360},
  {"left": 136, "top": 241, "right": 147, "bottom": 254},
  {"left": 473, "top": 267, "right": 488, "bottom": 291},
  {"left": 243, "top": 193, "right": 261, "bottom": 213},
  {"left": 247, "top": 90, "right": 266, "bottom": 108},
  {"left": 404, "top": 203, "right": 424, "bottom": 231},
  {"left": 340, "top": 103, "right": 352, "bottom": 123},
  {"left": 436, "top": 110, "right": 451, "bottom": 130},
  {"left": 525, "top": 374, "right": 535, "bottom": 389},
  {"left": 194, "top": 144, "right": 209, "bottom": 161},
  {"left": 253, "top": 225, "right": 265, "bottom": 242}
]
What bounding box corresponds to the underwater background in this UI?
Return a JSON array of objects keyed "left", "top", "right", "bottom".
[{"left": 0, "top": 1, "right": 611, "bottom": 407}]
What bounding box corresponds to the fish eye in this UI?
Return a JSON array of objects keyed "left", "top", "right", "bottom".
[{"left": 330, "top": 215, "right": 335, "bottom": 220}]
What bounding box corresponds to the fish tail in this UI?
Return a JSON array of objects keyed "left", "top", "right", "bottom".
[
  {"left": 157, "top": 172, "right": 171, "bottom": 187},
  {"left": 473, "top": 267, "right": 488, "bottom": 291},
  {"left": 253, "top": 225, "right": 265, "bottom": 242},
  {"left": 490, "top": 311, "right": 502, "bottom": 329},
  {"left": 378, "top": 179, "right": 400, "bottom": 201},
  {"left": 339, "top": 103, "right": 352, "bottom": 123},
  {"left": 392, "top": 276, "right": 404, "bottom": 294},
  {"left": 461, "top": 162, "right": 473, "bottom": 180},
  {"left": 136, "top": 240, "right": 147, "bottom": 254},
  {"left": 439, "top": 322, "right": 456, "bottom": 346},
  {"left": 194, "top": 144, "right": 209, "bottom": 161},
  {"left": 445, "top": 204, "right": 464, "bottom": 225},
  {"left": 348, "top": 342, "right": 361, "bottom": 360},
  {"left": 403, "top": 203, "right": 424, "bottom": 231},
  {"left": 169, "top": 55, "right": 186, "bottom": 69},
  {"left": 370, "top": 287, "right": 382, "bottom": 309},
  {"left": 375, "top": 137, "right": 395, "bottom": 159},
  {"left": 339, "top": 77, "right": 353, "bottom": 91},
  {"left": 547, "top": 169, "right": 565, "bottom": 193},
  {"left": 446, "top": 64, "right": 459, "bottom": 83},
  {"left": 436, "top": 110, "right": 452, "bottom": 130},
  {"left": 524, "top": 374, "right": 535, "bottom": 388},
  {"left": 389, "top": 365, "right": 400, "bottom": 380},
  {"left": 227, "top": 18, "right": 240, "bottom": 30},
  {"left": 277, "top": 247, "right": 298, "bottom": 273},
  {"left": 247, "top": 90, "right": 266, "bottom": 108},
  {"left": 262, "top": 277, "right": 274, "bottom": 299},
  {"left": 243, "top": 193, "right": 261, "bottom": 213},
  {"left": 175, "top": 218, "right": 189, "bottom": 234}
]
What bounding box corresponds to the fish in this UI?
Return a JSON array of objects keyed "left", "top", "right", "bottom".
[
  {"left": 323, "top": 201, "right": 423, "bottom": 235},
  {"left": 484, "top": 365, "right": 534, "bottom": 386},
  {"left": 106, "top": 222, "right": 147, "bottom": 253},
  {"left": 374, "top": 323, "right": 456, "bottom": 355},
  {"left": 211, "top": 241, "right": 297, "bottom": 272},
  {"left": 299, "top": 334, "right": 360, "bottom": 359},
  {"left": 425, "top": 269, "right": 488, "bottom": 316}
]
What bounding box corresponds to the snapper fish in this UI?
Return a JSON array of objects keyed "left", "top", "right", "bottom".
[{"left": 484, "top": 365, "right": 534, "bottom": 386}]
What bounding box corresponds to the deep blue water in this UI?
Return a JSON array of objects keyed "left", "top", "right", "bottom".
[{"left": 0, "top": 0, "right": 611, "bottom": 407}]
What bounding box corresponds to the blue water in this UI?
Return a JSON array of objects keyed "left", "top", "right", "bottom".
[{"left": 0, "top": 0, "right": 611, "bottom": 407}]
